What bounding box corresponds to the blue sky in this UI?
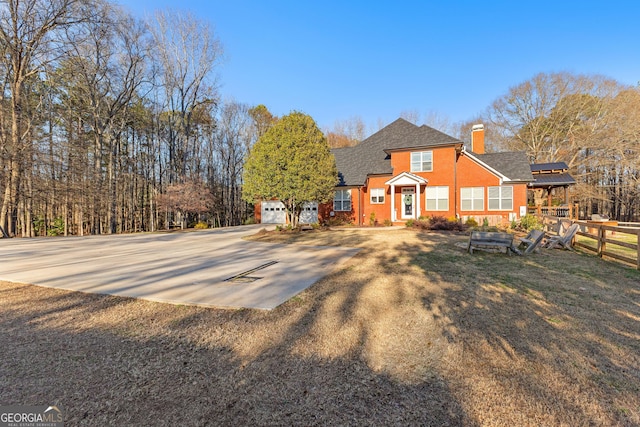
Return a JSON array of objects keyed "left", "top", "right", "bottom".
[{"left": 117, "top": 0, "right": 640, "bottom": 133}]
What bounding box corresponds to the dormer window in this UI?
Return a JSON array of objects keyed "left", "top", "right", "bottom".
[{"left": 411, "top": 151, "right": 433, "bottom": 172}]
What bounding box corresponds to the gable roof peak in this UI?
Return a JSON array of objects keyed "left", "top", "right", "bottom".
[
  {"left": 390, "top": 117, "right": 417, "bottom": 127},
  {"left": 332, "top": 117, "right": 464, "bottom": 186}
]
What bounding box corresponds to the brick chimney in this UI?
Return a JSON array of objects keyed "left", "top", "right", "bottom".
[{"left": 471, "top": 124, "right": 485, "bottom": 154}]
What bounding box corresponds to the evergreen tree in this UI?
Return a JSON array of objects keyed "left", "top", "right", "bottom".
[{"left": 243, "top": 111, "right": 337, "bottom": 226}]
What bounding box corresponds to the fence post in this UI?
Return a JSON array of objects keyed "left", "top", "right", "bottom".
[
  {"left": 637, "top": 229, "right": 640, "bottom": 270},
  {"left": 597, "top": 226, "right": 605, "bottom": 258}
]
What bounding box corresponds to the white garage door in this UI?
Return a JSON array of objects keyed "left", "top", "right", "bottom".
[
  {"left": 261, "top": 201, "right": 286, "bottom": 224},
  {"left": 299, "top": 202, "right": 319, "bottom": 224}
]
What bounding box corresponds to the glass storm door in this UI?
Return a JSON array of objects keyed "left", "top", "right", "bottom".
[{"left": 401, "top": 188, "right": 415, "bottom": 219}]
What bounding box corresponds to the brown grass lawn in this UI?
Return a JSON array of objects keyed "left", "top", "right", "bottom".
[{"left": 1, "top": 228, "right": 639, "bottom": 426}]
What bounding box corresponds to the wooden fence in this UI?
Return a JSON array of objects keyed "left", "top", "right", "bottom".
[{"left": 539, "top": 215, "right": 640, "bottom": 270}]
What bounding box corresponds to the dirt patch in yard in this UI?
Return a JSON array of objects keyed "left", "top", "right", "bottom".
[{"left": 1, "top": 228, "right": 639, "bottom": 425}]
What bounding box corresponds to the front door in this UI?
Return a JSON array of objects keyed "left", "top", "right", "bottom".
[{"left": 401, "top": 188, "right": 415, "bottom": 219}]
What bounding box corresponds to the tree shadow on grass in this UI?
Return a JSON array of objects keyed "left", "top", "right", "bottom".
[
  {"left": 0, "top": 243, "right": 472, "bottom": 427},
  {"left": 405, "top": 231, "right": 640, "bottom": 425},
  {"left": 4, "top": 228, "right": 639, "bottom": 425},
  {"left": 0, "top": 282, "right": 138, "bottom": 331}
]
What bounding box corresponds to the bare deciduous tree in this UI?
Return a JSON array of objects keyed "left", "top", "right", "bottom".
[
  {"left": 399, "top": 108, "right": 420, "bottom": 125},
  {"left": 486, "top": 71, "right": 639, "bottom": 220},
  {"left": 60, "top": 1, "right": 147, "bottom": 234},
  {"left": 325, "top": 115, "right": 366, "bottom": 148},
  {"left": 0, "top": 1, "right": 265, "bottom": 237},
  {"left": 147, "top": 9, "right": 223, "bottom": 183},
  {"left": 248, "top": 104, "right": 276, "bottom": 140},
  {"left": 0, "top": 0, "right": 86, "bottom": 236},
  {"left": 487, "top": 72, "right": 620, "bottom": 164}
]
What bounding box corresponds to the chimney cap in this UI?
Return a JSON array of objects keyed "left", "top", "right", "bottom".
[{"left": 472, "top": 124, "right": 484, "bottom": 131}]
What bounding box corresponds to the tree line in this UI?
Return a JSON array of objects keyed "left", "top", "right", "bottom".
[
  {"left": 2, "top": 1, "right": 638, "bottom": 238},
  {"left": 0, "top": 0, "right": 274, "bottom": 237},
  {"left": 484, "top": 72, "right": 640, "bottom": 221}
]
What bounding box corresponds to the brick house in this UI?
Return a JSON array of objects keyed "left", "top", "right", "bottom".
[{"left": 256, "top": 118, "right": 533, "bottom": 225}]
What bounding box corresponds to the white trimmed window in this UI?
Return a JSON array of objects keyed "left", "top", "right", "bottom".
[
  {"left": 461, "top": 187, "right": 484, "bottom": 211},
  {"left": 410, "top": 151, "right": 433, "bottom": 172},
  {"left": 488, "top": 186, "right": 513, "bottom": 210},
  {"left": 370, "top": 188, "right": 385, "bottom": 204},
  {"left": 425, "top": 186, "right": 449, "bottom": 211},
  {"left": 334, "top": 189, "right": 351, "bottom": 211}
]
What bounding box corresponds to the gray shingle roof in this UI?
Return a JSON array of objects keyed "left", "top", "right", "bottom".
[
  {"left": 332, "top": 146, "right": 358, "bottom": 186},
  {"left": 332, "top": 118, "right": 463, "bottom": 186},
  {"left": 474, "top": 152, "right": 534, "bottom": 182},
  {"left": 529, "top": 173, "right": 576, "bottom": 187},
  {"left": 530, "top": 162, "right": 569, "bottom": 172},
  {"left": 332, "top": 118, "right": 532, "bottom": 186}
]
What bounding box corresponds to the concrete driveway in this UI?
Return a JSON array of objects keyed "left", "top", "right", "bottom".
[{"left": 0, "top": 225, "right": 360, "bottom": 310}]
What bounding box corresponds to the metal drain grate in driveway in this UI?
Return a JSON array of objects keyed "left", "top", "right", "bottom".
[{"left": 225, "top": 261, "right": 278, "bottom": 283}]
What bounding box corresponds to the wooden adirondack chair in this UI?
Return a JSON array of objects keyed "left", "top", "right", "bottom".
[
  {"left": 545, "top": 223, "right": 579, "bottom": 250},
  {"left": 517, "top": 229, "right": 545, "bottom": 254}
]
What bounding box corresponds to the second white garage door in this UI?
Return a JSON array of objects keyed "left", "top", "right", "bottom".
[
  {"left": 299, "top": 202, "right": 319, "bottom": 224},
  {"left": 261, "top": 201, "right": 286, "bottom": 224}
]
